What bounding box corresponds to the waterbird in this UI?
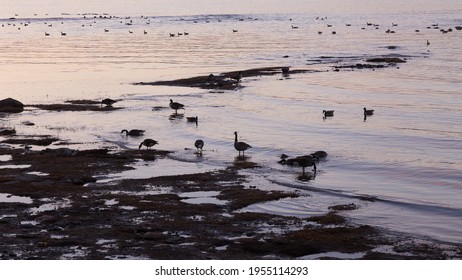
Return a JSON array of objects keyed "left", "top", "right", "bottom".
[
  {"left": 194, "top": 139, "right": 204, "bottom": 153},
  {"left": 323, "top": 110, "right": 334, "bottom": 118},
  {"left": 139, "top": 138, "right": 158, "bottom": 150},
  {"left": 121, "top": 129, "right": 145, "bottom": 136},
  {"left": 427, "top": 40, "right": 430, "bottom": 46},
  {"left": 186, "top": 116, "right": 198, "bottom": 125},
  {"left": 363, "top": 107, "right": 374, "bottom": 116},
  {"left": 101, "top": 98, "right": 117, "bottom": 107},
  {"left": 169, "top": 99, "right": 185, "bottom": 114},
  {"left": 234, "top": 131, "right": 252, "bottom": 157},
  {"left": 294, "top": 155, "right": 317, "bottom": 175}
]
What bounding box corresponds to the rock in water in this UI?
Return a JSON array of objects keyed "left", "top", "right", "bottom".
[{"left": 0, "top": 98, "right": 24, "bottom": 113}]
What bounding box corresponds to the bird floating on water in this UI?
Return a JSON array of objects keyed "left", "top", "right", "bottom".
[
  {"left": 139, "top": 138, "right": 158, "bottom": 150},
  {"left": 186, "top": 116, "right": 198, "bottom": 125},
  {"left": 234, "top": 131, "right": 252, "bottom": 157},
  {"left": 101, "top": 98, "right": 117, "bottom": 107},
  {"left": 363, "top": 107, "right": 374, "bottom": 116},
  {"left": 194, "top": 139, "right": 204, "bottom": 154},
  {"left": 121, "top": 129, "right": 145, "bottom": 136},
  {"left": 169, "top": 99, "right": 185, "bottom": 114},
  {"left": 323, "top": 110, "right": 334, "bottom": 118}
]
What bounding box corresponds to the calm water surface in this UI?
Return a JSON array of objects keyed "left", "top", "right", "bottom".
[{"left": 1, "top": 0, "right": 462, "bottom": 244}]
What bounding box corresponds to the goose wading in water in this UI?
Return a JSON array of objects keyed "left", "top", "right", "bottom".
[
  {"left": 293, "top": 155, "right": 317, "bottom": 175},
  {"left": 121, "top": 129, "right": 145, "bottom": 136},
  {"left": 139, "top": 138, "right": 158, "bottom": 150},
  {"left": 169, "top": 99, "right": 185, "bottom": 114},
  {"left": 194, "top": 139, "right": 204, "bottom": 154},
  {"left": 234, "top": 131, "right": 252, "bottom": 157}
]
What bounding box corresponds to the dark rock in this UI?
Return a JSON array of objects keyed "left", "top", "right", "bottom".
[
  {"left": 366, "top": 57, "right": 406, "bottom": 63},
  {"left": 0, "top": 98, "right": 24, "bottom": 113},
  {"left": 0, "top": 129, "right": 16, "bottom": 136}
]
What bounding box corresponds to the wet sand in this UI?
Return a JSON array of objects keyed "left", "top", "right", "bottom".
[{"left": 1, "top": 67, "right": 461, "bottom": 259}]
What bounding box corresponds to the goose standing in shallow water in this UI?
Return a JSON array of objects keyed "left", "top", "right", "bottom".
[
  {"left": 169, "top": 99, "right": 185, "bottom": 114},
  {"left": 194, "top": 139, "right": 204, "bottom": 154},
  {"left": 121, "top": 129, "right": 145, "bottom": 136},
  {"left": 234, "top": 131, "right": 252, "bottom": 157},
  {"left": 139, "top": 138, "right": 158, "bottom": 150},
  {"left": 294, "top": 155, "right": 317, "bottom": 176}
]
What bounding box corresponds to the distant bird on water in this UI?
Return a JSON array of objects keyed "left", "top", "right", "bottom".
[
  {"left": 363, "top": 107, "right": 374, "bottom": 116},
  {"left": 101, "top": 98, "right": 117, "bottom": 107},
  {"left": 186, "top": 116, "right": 198, "bottom": 125},
  {"left": 169, "top": 99, "right": 185, "bottom": 114},
  {"left": 194, "top": 139, "right": 204, "bottom": 154},
  {"left": 234, "top": 131, "right": 252, "bottom": 157},
  {"left": 139, "top": 138, "right": 158, "bottom": 150},
  {"left": 427, "top": 40, "right": 430, "bottom": 46},
  {"left": 323, "top": 110, "right": 334, "bottom": 118},
  {"left": 121, "top": 129, "right": 145, "bottom": 136}
]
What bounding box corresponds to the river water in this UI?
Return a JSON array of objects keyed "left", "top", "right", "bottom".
[{"left": 1, "top": 0, "right": 461, "bottom": 244}]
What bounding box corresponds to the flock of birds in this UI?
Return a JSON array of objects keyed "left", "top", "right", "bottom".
[{"left": 99, "top": 95, "right": 348, "bottom": 179}]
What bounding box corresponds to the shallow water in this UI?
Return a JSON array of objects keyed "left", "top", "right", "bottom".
[{"left": 1, "top": 0, "right": 462, "bottom": 244}]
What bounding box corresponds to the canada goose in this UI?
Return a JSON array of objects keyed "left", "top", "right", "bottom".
[
  {"left": 139, "top": 138, "right": 158, "bottom": 149},
  {"left": 45, "top": 32, "right": 50, "bottom": 36},
  {"left": 169, "top": 99, "right": 185, "bottom": 114},
  {"left": 291, "top": 25, "right": 298, "bottom": 29},
  {"left": 101, "top": 98, "right": 117, "bottom": 107},
  {"left": 232, "top": 29, "right": 238, "bottom": 33},
  {"left": 363, "top": 107, "right": 374, "bottom": 115},
  {"left": 323, "top": 110, "right": 334, "bottom": 117},
  {"left": 293, "top": 155, "right": 317, "bottom": 175},
  {"left": 60, "top": 31, "right": 66, "bottom": 36},
  {"left": 186, "top": 116, "right": 198, "bottom": 125},
  {"left": 234, "top": 131, "right": 252, "bottom": 157},
  {"left": 121, "top": 129, "right": 145, "bottom": 136},
  {"left": 194, "top": 139, "right": 204, "bottom": 153}
]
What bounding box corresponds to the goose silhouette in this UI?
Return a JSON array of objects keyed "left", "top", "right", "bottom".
[
  {"left": 323, "top": 110, "right": 334, "bottom": 118},
  {"left": 169, "top": 99, "right": 185, "bottom": 114},
  {"left": 139, "top": 139, "right": 158, "bottom": 150},
  {"left": 234, "top": 131, "right": 252, "bottom": 157},
  {"left": 363, "top": 107, "right": 374, "bottom": 115},
  {"left": 121, "top": 129, "right": 145, "bottom": 136}
]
